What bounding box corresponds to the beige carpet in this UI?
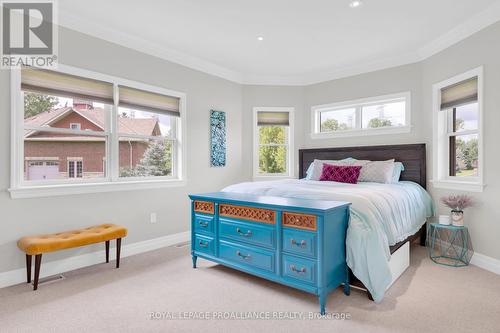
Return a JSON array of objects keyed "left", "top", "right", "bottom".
[{"left": 1, "top": 242, "right": 499, "bottom": 333}]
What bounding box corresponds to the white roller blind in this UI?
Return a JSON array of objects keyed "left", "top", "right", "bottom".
[
  {"left": 118, "top": 86, "right": 180, "bottom": 117},
  {"left": 21, "top": 67, "right": 114, "bottom": 104},
  {"left": 257, "top": 111, "right": 289, "bottom": 126},
  {"left": 440, "top": 77, "right": 478, "bottom": 110}
]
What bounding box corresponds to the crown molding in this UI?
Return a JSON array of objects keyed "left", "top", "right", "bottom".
[
  {"left": 418, "top": 1, "right": 500, "bottom": 59},
  {"left": 58, "top": 3, "right": 500, "bottom": 87}
]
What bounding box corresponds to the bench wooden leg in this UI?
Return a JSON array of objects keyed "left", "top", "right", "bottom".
[
  {"left": 26, "top": 255, "right": 32, "bottom": 283},
  {"left": 105, "top": 240, "right": 110, "bottom": 263},
  {"left": 116, "top": 238, "right": 121, "bottom": 268},
  {"left": 34, "top": 254, "right": 42, "bottom": 291}
]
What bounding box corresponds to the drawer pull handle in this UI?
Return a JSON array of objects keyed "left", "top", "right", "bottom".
[
  {"left": 236, "top": 250, "right": 252, "bottom": 260},
  {"left": 236, "top": 228, "right": 252, "bottom": 237},
  {"left": 198, "top": 241, "right": 208, "bottom": 248},
  {"left": 290, "top": 265, "right": 306, "bottom": 273},
  {"left": 198, "top": 221, "right": 209, "bottom": 227},
  {"left": 290, "top": 239, "right": 306, "bottom": 247}
]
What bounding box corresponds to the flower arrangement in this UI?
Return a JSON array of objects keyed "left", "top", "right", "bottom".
[
  {"left": 440, "top": 195, "right": 475, "bottom": 212},
  {"left": 440, "top": 194, "right": 475, "bottom": 227}
]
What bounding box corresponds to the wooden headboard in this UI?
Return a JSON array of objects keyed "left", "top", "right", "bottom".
[{"left": 299, "top": 144, "right": 427, "bottom": 189}]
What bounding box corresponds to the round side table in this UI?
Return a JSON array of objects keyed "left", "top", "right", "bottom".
[{"left": 427, "top": 223, "right": 473, "bottom": 267}]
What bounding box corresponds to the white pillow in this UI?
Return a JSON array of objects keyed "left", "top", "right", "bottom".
[
  {"left": 358, "top": 159, "right": 395, "bottom": 184},
  {"left": 306, "top": 158, "right": 369, "bottom": 181}
]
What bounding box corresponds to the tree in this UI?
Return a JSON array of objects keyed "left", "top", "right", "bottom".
[
  {"left": 456, "top": 137, "right": 478, "bottom": 170},
  {"left": 368, "top": 118, "right": 392, "bottom": 128},
  {"left": 135, "top": 141, "right": 172, "bottom": 176},
  {"left": 120, "top": 141, "right": 172, "bottom": 177},
  {"left": 24, "top": 92, "right": 59, "bottom": 118},
  {"left": 259, "top": 126, "right": 286, "bottom": 174},
  {"left": 321, "top": 119, "right": 349, "bottom": 132}
]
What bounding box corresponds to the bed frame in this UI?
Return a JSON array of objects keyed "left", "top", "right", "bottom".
[{"left": 298, "top": 143, "right": 427, "bottom": 299}]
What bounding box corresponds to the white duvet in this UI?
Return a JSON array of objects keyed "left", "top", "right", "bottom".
[{"left": 222, "top": 179, "right": 433, "bottom": 302}]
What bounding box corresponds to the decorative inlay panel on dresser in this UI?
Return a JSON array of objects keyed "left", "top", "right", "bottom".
[
  {"left": 219, "top": 204, "right": 275, "bottom": 224},
  {"left": 282, "top": 212, "right": 317, "bottom": 231},
  {"left": 193, "top": 200, "right": 214, "bottom": 215}
]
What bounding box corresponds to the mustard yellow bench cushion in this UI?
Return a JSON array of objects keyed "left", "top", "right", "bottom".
[{"left": 17, "top": 224, "right": 128, "bottom": 255}]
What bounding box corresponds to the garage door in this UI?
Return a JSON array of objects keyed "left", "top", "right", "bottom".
[{"left": 28, "top": 161, "right": 60, "bottom": 180}]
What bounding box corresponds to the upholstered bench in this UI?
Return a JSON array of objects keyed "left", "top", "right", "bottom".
[{"left": 17, "top": 224, "right": 127, "bottom": 290}]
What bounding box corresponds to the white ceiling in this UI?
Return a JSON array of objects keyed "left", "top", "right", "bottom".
[{"left": 58, "top": 0, "right": 500, "bottom": 85}]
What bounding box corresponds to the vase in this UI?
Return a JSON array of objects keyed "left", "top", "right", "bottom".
[{"left": 451, "top": 210, "right": 464, "bottom": 226}]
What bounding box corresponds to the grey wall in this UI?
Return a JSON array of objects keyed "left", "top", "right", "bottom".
[
  {"left": 421, "top": 22, "right": 500, "bottom": 260},
  {"left": 242, "top": 22, "right": 500, "bottom": 261},
  {"left": 0, "top": 27, "right": 245, "bottom": 273},
  {"left": 303, "top": 63, "right": 424, "bottom": 148},
  {"left": 2, "top": 21, "right": 500, "bottom": 276}
]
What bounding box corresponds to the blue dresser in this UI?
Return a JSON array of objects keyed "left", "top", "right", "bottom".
[{"left": 189, "top": 192, "right": 351, "bottom": 314}]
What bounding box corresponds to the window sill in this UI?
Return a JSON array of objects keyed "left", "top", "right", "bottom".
[
  {"left": 430, "top": 180, "right": 485, "bottom": 193},
  {"left": 8, "top": 179, "right": 187, "bottom": 199},
  {"left": 310, "top": 125, "right": 412, "bottom": 139}
]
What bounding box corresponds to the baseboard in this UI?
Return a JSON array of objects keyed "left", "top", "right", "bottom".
[
  {"left": 0, "top": 230, "right": 190, "bottom": 289},
  {"left": 471, "top": 252, "right": 500, "bottom": 275}
]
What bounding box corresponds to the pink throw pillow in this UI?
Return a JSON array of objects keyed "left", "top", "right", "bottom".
[{"left": 319, "top": 164, "right": 362, "bottom": 184}]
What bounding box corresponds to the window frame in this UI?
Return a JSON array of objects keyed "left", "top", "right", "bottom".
[
  {"left": 311, "top": 91, "right": 411, "bottom": 139},
  {"left": 69, "top": 123, "right": 81, "bottom": 130},
  {"left": 10, "top": 64, "right": 187, "bottom": 198},
  {"left": 432, "top": 66, "right": 484, "bottom": 192},
  {"left": 252, "top": 107, "right": 294, "bottom": 180}
]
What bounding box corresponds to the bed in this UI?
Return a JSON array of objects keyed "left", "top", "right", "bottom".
[{"left": 222, "top": 144, "right": 433, "bottom": 302}]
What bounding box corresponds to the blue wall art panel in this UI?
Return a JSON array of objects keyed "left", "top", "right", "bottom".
[{"left": 210, "top": 110, "right": 226, "bottom": 167}]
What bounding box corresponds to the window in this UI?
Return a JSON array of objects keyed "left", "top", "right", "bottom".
[
  {"left": 68, "top": 160, "right": 83, "bottom": 178},
  {"left": 253, "top": 107, "right": 294, "bottom": 178},
  {"left": 10, "top": 65, "right": 186, "bottom": 198},
  {"left": 311, "top": 92, "right": 411, "bottom": 138},
  {"left": 432, "top": 67, "right": 483, "bottom": 192}
]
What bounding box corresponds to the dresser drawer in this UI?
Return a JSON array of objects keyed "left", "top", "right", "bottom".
[
  {"left": 194, "top": 214, "right": 214, "bottom": 234},
  {"left": 220, "top": 218, "right": 275, "bottom": 249},
  {"left": 282, "top": 254, "right": 317, "bottom": 285},
  {"left": 219, "top": 240, "right": 275, "bottom": 273},
  {"left": 282, "top": 212, "right": 317, "bottom": 231},
  {"left": 194, "top": 234, "right": 215, "bottom": 256},
  {"left": 282, "top": 228, "right": 317, "bottom": 258}
]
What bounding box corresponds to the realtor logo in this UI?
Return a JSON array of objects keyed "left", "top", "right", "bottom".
[{"left": 1, "top": 1, "right": 58, "bottom": 68}]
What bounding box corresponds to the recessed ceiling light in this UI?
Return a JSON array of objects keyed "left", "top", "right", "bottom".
[
  {"left": 349, "top": 1, "right": 362, "bottom": 8},
  {"left": 257, "top": 36, "right": 264, "bottom": 41}
]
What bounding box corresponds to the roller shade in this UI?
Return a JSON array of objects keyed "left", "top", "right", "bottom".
[
  {"left": 118, "top": 86, "right": 180, "bottom": 117},
  {"left": 257, "top": 111, "right": 289, "bottom": 126},
  {"left": 21, "top": 67, "right": 114, "bottom": 104},
  {"left": 440, "top": 77, "right": 478, "bottom": 110}
]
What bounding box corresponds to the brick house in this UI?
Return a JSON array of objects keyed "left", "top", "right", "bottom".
[{"left": 24, "top": 101, "right": 161, "bottom": 180}]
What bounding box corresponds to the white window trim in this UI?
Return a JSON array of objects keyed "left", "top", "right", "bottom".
[
  {"left": 252, "top": 107, "right": 294, "bottom": 180},
  {"left": 9, "top": 63, "right": 187, "bottom": 199},
  {"left": 310, "top": 91, "right": 412, "bottom": 139},
  {"left": 431, "top": 66, "right": 485, "bottom": 192}
]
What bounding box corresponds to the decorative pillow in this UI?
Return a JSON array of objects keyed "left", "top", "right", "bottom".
[
  {"left": 306, "top": 158, "right": 369, "bottom": 180},
  {"left": 358, "top": 159, "right": 395, "bottom": 184},
  {"left": 319, "top": 164, "right": 362, "bottom": 184},
  {"left": 391, "top": 162, "right": 405, "bottom": 183}
]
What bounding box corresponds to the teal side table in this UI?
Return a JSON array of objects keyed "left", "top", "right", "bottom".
[{"left": 427, "top": 223, "right": 473, "bottom": 267}]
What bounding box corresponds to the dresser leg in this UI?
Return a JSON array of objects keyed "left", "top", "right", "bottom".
[
  {"left": 343, "top": 266, "right": 351, "bottom": 296},
  {"left": 343, "top": 283, "right": 351, "bottom": 296},
  {"left": 192, "top": 255, "right": 197, "bottom": 269},
  {"left": 319, "top": 292, "right": 326, "bottom": 315}
]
